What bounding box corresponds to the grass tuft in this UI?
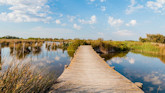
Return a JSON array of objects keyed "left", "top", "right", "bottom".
[{"left": 0, "top": 62, "right": 56, "bottom": 93}]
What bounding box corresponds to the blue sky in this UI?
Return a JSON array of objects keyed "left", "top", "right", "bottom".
[{"left": 0, "top": 0, "right": 165, "bottom": 40}]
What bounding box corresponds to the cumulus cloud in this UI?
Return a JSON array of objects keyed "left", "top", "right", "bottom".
[
  {"left": 126, "top": 20, "right": 137, "bottom": 26},
  {"left": 73, "top": 24, "right": 81, "bottom": 30},
  {"left": 0, "top": 0, "right": 51, "bottom": 23},
  {"left": 100, "top": 0, "right": 106, "bottom": 3},
  {"left": 55, "top": 19, "right": 61, "bottom": 24},
  {"left": 147, "top": 0, "right": 165, "bottom": 13},
  {"left": 108, "top": 16, "right": 123, "bottom": 26},
  {"left": 126, "top": 0, "right": 143, "bottom": 14},
  {"left": 113, "top": 30, "right": 134, "bottom": 36},
  {"left": 101, "top": 6, "right": 106, "bottom": 11},
  {"left": 79, "top": 15, "right": 97, "bottom": 24},
  {"left": 90, "top": 0, "right": 95, "bottom": 2},
  {"left": 67, "top": 16, "right": 76, "bottom": 22}
]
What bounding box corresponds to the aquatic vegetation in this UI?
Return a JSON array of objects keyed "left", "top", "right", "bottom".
[
  {"left": 67, "top": 51, "right": 75, "bottom": 57},
  {"left": 67, "top": 40, "right": 86, "bottom": 52},
  {"left": 86, "top": 40, "right": 129, "bottom": 53},
  {"left": 67, "top": 39, "right": 129, "bottom": 54},
  {"left": 8, "top": 42, "right": 43, "bottom": 59},
  {"left": 125, "top": 41, "right": 161, "bottom": 53}
]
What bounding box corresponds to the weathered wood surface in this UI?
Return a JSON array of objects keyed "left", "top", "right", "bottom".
[{"left": 50, "top": 45, "right": 144, "bottom": 93}]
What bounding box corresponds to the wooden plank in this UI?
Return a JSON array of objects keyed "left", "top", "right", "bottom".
[{"left": 50, "top": 45, "right": 144, "bottom": 93}]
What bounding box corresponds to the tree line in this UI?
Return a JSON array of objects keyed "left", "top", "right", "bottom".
[
  {"left": 0, "top": 35, "right": 21, "bottom": 39},
  {"left": 139, "top": 34, "right": 165, "bottom": 43}
]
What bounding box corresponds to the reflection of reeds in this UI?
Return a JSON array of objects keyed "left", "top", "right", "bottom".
[
  {"left": 0, "top": 62, "right": 56, "bottom": 93},
  {"left": 9, "top": 42, "right": 43, "bottom": 59},
  {"left": 46, "top": 42, "right": 68, "bottom": 51}
]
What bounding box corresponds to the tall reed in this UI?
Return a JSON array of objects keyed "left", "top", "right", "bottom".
[{"left": 0, "top": 61, "right": 57, "bottom": 93}]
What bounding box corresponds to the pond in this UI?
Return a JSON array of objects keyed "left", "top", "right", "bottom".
[
  {"left": 0, "top": 42, "right": 72, "bottom": 79},
  {"left": 1, "top": 42, "right": 165, "bottom": 93},
  {"left": 101, "top": 52, "right": 165, "bottom": 93}
]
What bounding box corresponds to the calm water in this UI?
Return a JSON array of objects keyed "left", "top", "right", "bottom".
[
  {"left": 1, "top": 43, "right": 165, "bottom": 93},
  {"left": 0, "top": 43, "right": 72, "bottom": 79},
  {"left": 101, "top": 52, "right": 165, "bottom": 93}
]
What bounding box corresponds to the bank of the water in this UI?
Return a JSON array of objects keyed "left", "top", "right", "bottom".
[
  {"left": 0, "top": 42, "right": 71, "bottom": 93},
  {"left": 101, "top": 52, "right": 165, "bottom": 93}
]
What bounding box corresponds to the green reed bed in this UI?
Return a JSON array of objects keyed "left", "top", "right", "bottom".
[{"left": 124, "top": 41, "right": 160, "bottom": 53}]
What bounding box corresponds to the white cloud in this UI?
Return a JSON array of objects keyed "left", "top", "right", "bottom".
[
  {"left": 79, "top": 15, "right": 97, "bottom": 24},
  {"left": 126, "top": 20, "right": 137, "bottom": 26},
  {"left": 108, "top": 16, "right": 123, "bottom": 26},
  {"left": 90, "top": 15, "right": 97, "bottom": 24},
  {"left": 90, "top": 0, "right": 95, "bottom": 2},
  {"left": 55, "top": 19, "right": 61, "bottom": 24},
  {"left": 67, "top": 16, "right": 76, "bottom": 22},
  {"left": 147, "top": 0, "right": 165, "bottom": 13},
  {"left": 73, "top": 24, "right": 81, "bottom": 30},
  {"left": 100, "top": 0, "right": 106, "bottom": 3},
  {"left": 113, "top": 30, "right": 134, "bottom": 36},
  {"left": 101, "top": 6, "right": 106, "bottom": 11},
  {"left": 126, "top": 0, "right": 143, "bottom": 14},
  {"left": 0, "top": 0, "right": 51, "bottom": 23}
]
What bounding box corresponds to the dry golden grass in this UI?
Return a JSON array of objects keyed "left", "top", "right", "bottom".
[{"left": 0, "top": 62, "right": 56, "bottom": 93}]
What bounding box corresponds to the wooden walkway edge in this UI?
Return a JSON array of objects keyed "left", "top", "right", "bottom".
[{"left": 49, "top": 45, "right": 144, "bottom": 93}]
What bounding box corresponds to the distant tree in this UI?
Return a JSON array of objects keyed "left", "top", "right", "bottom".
[
  {"left": 74, "top": 38, "right": 80, "bottom": 40},
  {"left": 0, "top": 35, "right": 20, "bottom": 39},
  {"left": 147, "top": 34, "right": 165, "bottom": 43},
  {"left": 54, "top": 38, "right": 59, "bottom": 40},
  {"left": 139, "top": 37, "right": 147, "bottom": 42},
  {"left": 140, "top": 34, "right": 165, "bottom": 43},
  {"left": 97, "top": 38, "right": 104, "bottom": 41},
  {"left": 59, "top": 38, "right": 64, "bottom": 40}
]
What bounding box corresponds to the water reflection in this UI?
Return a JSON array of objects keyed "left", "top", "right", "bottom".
[
  {"left": 0, "top": 42, "right": 71, "bottom": 79},
  {"left": 103, "top": 52, "right": 165, "bottom": 93},
  {"left": 100, "top": 52, "right": 128, "bottom": 61},
  {"left": 132, "top": 51, "right": 165, "bottom": 64}
]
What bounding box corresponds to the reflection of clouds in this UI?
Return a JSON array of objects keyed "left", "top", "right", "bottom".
[
  {"left": 144, "top": 72, "right": 165, "bottom": 85},
  {"left": 125, "top": 57, "right": 135, "bottom": 64},
  {"left": 1, "top": 46, "right": 69, "bottom": 80},
  {"left": 107, "top": 60, "right": 112, "bottom": 65},
  {"left": 149, "top": 87, "right": 154, "bottom": 92},
  {"left": 144, "top": 75, "right": 162, "bottom": 85},
  {"left": 55, "top": 56, "right": 60, "bottom": 61},
  {"left": 110, "top": 57, "right": 135, "bottom": 64},
  {"left": 129, "top": 58, "right": 135, "bottom": 64},
  {"left": 111, "top": 57, "right": 123, "bottom": 64},
  {"left": 61, "top": 54, "right": 66, "bottom": 57}
]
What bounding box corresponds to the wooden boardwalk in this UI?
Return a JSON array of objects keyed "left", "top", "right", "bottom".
[{"left": 50, "top": 45, "right": 144, "bottom": 93}]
